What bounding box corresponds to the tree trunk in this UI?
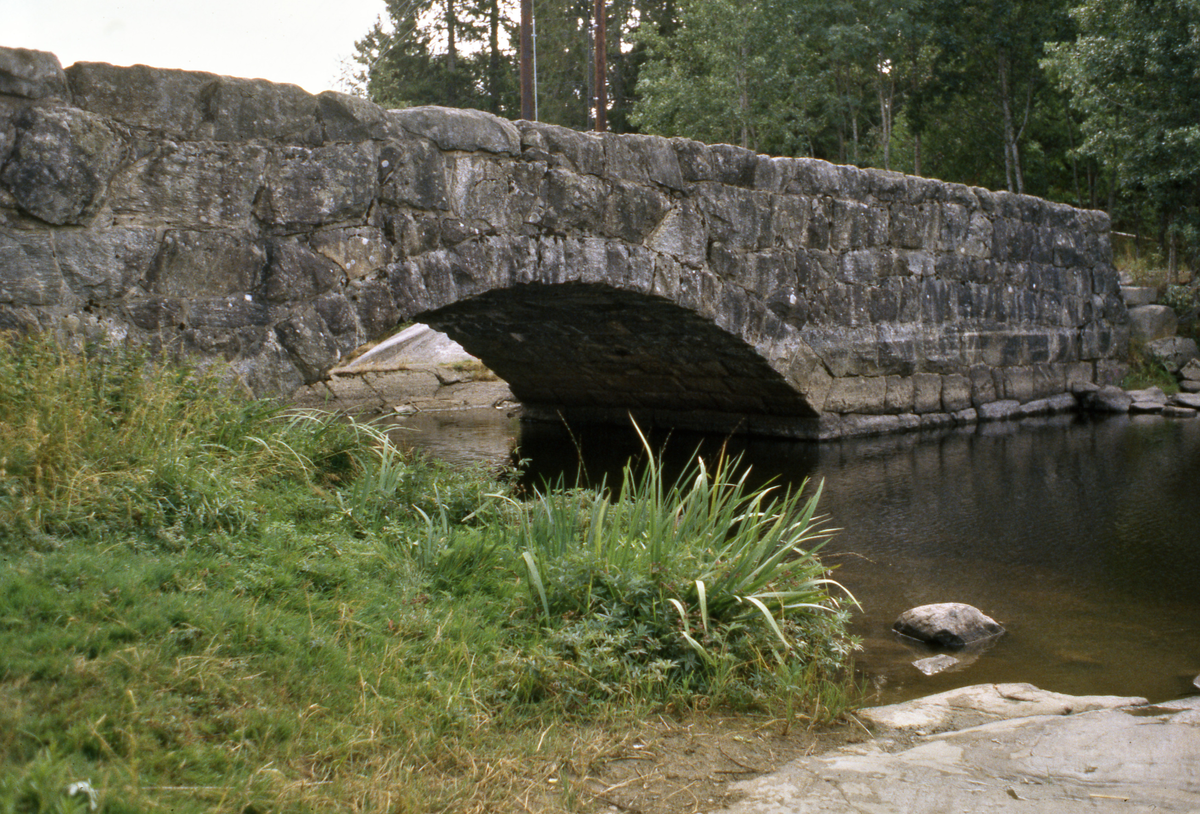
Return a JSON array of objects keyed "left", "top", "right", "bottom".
[
  {"left": 594, "top": 0, "right": 606, "bottom": 131},
  {"left": 877, "top": 73, "right": 894, "bottom": 171},
  {"left": 488, "top": 0, "right": 501, "bottom": 114},
  {"left": 997, "top": 51, "right": 1023, "bottom": 194},
  {"left": 446, "top": 0, "right": 457, "bottom": 74},
  {"left": 520, "top": 0, "right": 534, "bottom": 119},
  {"left": 738, "top": 43, "right": 750, "bottom": 149}
]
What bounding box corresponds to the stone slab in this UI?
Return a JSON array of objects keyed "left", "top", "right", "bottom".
[
  {"left": 334, "top": 323, "right": 474, "bottom": 371},
  {"left": 1120, "top": 285, "right": 1156, "bottom": 307},
  {"left": 716, "top": 687, "right": 1200, "bottom": 814}
]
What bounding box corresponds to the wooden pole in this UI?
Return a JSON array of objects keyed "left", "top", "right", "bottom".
[
  {"left": 520, "top": 0, "right": 534, "bottom": 120},
  {"left": 593, "top": 0, "right": 606, "bottom": 131}
]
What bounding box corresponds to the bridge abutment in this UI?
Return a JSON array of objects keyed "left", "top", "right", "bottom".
[{"left": 0, "top": 47, "right": 1129, "bottom": 439}]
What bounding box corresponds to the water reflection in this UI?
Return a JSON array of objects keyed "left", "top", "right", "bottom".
[{"left": 392, "top": 409, "right": 1200, "bottom": 705}]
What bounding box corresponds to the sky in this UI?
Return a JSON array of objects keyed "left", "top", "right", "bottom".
[{"left": 5, "top": 0, "right": 391, "bottom": 95}]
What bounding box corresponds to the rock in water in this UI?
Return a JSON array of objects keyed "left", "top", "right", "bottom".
[
  {"left": 913, "top": 655, "right": 960, "bottom": 676},
  {"left": 1080, "top": 385, "right": 1133, "bottom": 413},
  {"left": 894, "top": 603, "right": 1005, "bottom": 648}
]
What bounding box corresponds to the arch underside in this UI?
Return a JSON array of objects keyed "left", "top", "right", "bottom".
[{"left": 418, "top": 282, "right": 820, "bottom": 433}]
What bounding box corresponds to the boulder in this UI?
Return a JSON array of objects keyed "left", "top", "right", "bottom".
[
  {"left": 1127, "top": 386, "right": 1168, "bottom": 404},
  {"left": 893, "top": 603, "right": 1005, "bottom": 648},
  {"left": 389, "top": 106, "right": 521, "bottom": 156},
  {"left": 1181, "top": 358, "right": 1200, "bottom": 382},
  {"left": 1162, "top": 405, "right": 1197, "bottom": 419},
  {"left": 977, "top": 399, "right": 1021, "bottom": 421},
  {"left": 66, "top": 61, "right": 217, "bottom": 137},
  {"left": 1128, "top": 304, "right": 1177, "bottom": 344},
  {"left": 1145, "top": 336, "right": 1200, "bottom": 373},
  {"left": 913, "top": 655, "right": 960, "bottom": 676},
  {"left": 1080, "top": 384, "right": 1132, "bottom": 413}
]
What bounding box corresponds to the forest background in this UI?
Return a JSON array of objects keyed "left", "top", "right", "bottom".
[{"left": 349, "top": 0, "right": 1200, "bottom": 282}]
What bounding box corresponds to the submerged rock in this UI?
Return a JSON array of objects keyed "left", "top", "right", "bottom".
[
  {"left": 1163, "top": 405, "right": 1198, "bottom": 419},
  {"left": 894, "top": 603, "right": 1005, "bottom": 648},
  {"left": 859, "top": 682, "right": 1146, "bottom": 733},
  {"left": 913, "top": 654, "right": 960, "bottom": 676}
]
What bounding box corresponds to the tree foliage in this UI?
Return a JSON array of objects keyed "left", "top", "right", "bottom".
[{"left": 1045, "top": 0, "right": 1200, "bottom": 271}]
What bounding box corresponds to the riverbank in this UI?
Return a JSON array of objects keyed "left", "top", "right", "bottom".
[{"left": 0, "top": 333, "right": 863, "bottom": 814}]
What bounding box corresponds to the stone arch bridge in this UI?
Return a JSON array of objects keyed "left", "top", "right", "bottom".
[{"left": 0, "top": 47, "right": 1128, "bottom": 439}]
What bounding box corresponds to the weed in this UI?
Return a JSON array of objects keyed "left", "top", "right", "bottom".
[{"left": 1122, "top": 337, "right": 1181, "bottom": 393}]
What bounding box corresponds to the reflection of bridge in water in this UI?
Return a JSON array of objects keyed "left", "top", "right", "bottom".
[{"left": 1, "top": 47, "right": 1129, "bottom": 438}]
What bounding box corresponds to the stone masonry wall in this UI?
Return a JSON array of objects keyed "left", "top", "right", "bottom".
[{"left": 0, "top": 46, "right": 1128, "bottom": 438}]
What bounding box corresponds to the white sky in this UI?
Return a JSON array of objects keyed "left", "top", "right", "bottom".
[{"left": 4, "top": 0, "right": 390, "bottom": 94}]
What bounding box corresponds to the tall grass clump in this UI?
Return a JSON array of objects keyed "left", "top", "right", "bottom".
[
  {"left": 0, "top": 332, "right": 374, "bottom": 544},
  {"left": 507, "top": 424, "right": 859, "bottom": 713}
]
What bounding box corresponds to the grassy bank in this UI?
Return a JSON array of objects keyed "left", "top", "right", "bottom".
[{"left": 0, "top": 334, "right": 859, "bottom": 813}]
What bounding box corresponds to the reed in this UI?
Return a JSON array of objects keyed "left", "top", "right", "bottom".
[{"left": 511, "top": 422, "right": 859, "bottom": 708}]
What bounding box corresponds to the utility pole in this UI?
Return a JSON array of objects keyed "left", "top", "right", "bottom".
[
  {"left": 520, "top": 0, "right": 534, "bottom": 120},
  {"left": 593, "top": 0, "right": 606, "bottom": 131}
]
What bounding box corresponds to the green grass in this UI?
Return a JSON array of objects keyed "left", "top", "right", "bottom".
[{"left": 0, "top": 332, "right": 860, "bottom": 813}]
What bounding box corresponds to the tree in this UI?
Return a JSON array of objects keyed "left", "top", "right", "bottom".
[
  {"left": 631, "top": 0, "right": 877, "bottom": 156},
  {"left": 631, "top": 0, "right": 766, "bottom": 148},
  {"left": 923, "top": 0, "right": 1073, "bottom": 194},
  {"left": 350, "top": 0, "right": 518, "bottom": 116},
  {"left": 1045, "top": 0, "right": 1200, "bottom": 276}
]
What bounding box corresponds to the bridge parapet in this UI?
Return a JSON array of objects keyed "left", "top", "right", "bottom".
[{"left": 0, "top": 46, "right": 1128, "bottom": 438}]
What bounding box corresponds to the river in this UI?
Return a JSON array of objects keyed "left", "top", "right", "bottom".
[{"left": 386, "top": 408, "right": 1200, "bottom": 706}]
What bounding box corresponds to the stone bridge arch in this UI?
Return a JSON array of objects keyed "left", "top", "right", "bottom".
[
  {"left": 410, "top": 275, "right": 822, "bottom": 435},
  {"left": 0, "top": 47, "right": 1128, "bottom": 439}
]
